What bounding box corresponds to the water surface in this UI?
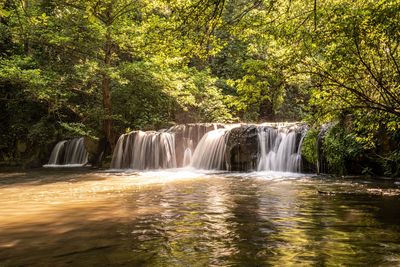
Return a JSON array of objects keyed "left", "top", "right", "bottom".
[{"left": 1, "top": 169, "right": 400, "bottom": 266}]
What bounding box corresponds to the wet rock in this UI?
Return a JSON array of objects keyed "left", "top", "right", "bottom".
[
  {"left": 317, "top": 123, "right": 333, "bottom": 174},
  {"left": 225, "top": 125, "right": 258, "bottom": 171},
  {"left": 84, "top": 137, "right": 106, "bottom": 167}
]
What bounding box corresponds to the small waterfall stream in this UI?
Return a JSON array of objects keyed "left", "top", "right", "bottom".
[
  {"left": 111, "top": 131, "right": 177, "bottom": 169},
  {"left": 169, "top": 123, "right": 225, "bottom": 167},
  {"left": 47, "top": 140, "right": 67, "bottom": 165},
  {"left": 257, "top": 126, "right": 304, "bottom": 172},
  {"left": 182, "top": 148, "right": 192, "bottom": 166},
  {"left": 190, "top": 129, "right": 229, "bottom": 170},
  {"left": 45, "top": 137, "right": 89, "bottom": 166}
]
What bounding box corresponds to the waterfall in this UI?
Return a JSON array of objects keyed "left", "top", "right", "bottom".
[
  {"left": 47, "top": 140, "right": 67, "bottom": 165},
  {"left": 183, "top": 148, "right": 192, "bottom": 166},
  {"left": 110, "top": 123, "right": 308, "bottom": 172},
  {"left": 110, "top": 131, "right": 177, "bottom": 170},
  {"left": 168, "top": 123, "right": 225, "bottom": 167},
  {"left": 257, "top": 126, "right": 304, "bottom": 172},
  {"left": 45, "top": 137, "right": 88, "bottom": 166},
  {"left": 190, "top": 129, "right": 228, "bottom": 170}
]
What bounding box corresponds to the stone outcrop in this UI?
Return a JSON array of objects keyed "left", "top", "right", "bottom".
[
  {"left": 84, "top": 137, "right": 106, "bottom": 167},
  {"left": 225, "top": 125, "right": 259, "bottom": 171}
]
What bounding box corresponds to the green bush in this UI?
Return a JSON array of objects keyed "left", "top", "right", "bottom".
[
  {"left": 301, "top": 127, "right": 318, "bottom": 165},
  {"left": 28, "top": 119, "right": 57, "bottom": 146},
  {"left": 322, "top": 125, "right": 363, "bottom": 175},
  {"left": 382, "top": 149, "right": 400, "bottom": 177}
]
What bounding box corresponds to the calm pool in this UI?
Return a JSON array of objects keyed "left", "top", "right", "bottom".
[{"left": 1, "top": 169, "right": 400, "bottom": 266}]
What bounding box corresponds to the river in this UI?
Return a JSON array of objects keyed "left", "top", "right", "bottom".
[{"left": 1, "top": 169, "right": 400, "bottom": 266}]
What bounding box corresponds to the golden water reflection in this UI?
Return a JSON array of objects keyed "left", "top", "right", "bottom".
[{"left": 0, "top": 169, "right": 400, "bottom": 266}]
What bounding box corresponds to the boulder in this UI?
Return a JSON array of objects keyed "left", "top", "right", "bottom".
[
  {"left": 84, "top": 137, "right": 106, "bottom": 167},
  {"left": 225, "top": 125, "right": 259, "bottom": 171}
]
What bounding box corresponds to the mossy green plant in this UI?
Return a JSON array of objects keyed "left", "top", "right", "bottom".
[{"left": 301, "top": 127, "right": 319, "bottom": 165}]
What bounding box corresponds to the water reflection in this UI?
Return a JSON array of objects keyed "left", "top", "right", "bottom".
[{"left": 0, "top": 170, "right": 400, "bottom": 266}]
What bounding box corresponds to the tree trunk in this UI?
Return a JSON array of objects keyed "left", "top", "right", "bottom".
[
  {"left": 102, "top": 74, "right": 114, "bottom": 149},
  {"left": 102, "top": 28, "right": 115, "bottom": 150}
]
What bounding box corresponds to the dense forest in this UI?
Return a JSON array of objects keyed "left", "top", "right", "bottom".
[{"left": 0, "top": 0, "right": 399, "bottom": 176}]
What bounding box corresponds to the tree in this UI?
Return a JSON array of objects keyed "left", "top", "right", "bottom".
[{"left": 306, "top": 0, "right": 400, "bottom": 122}]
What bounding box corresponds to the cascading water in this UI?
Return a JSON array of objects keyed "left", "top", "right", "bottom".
[
  {"left": 111, "top": 123, "right": 224, "bottom": 170},
  {"left": 190, "top": 128, "right": 229, "bottom": 170},
  {"left": 110, "top": 123, "right": 308, "bottom": 173},
  {"left": 45, "top": 137, "right": 89, "bottom": 166},
  {"left": 182, "top": 147, "right": 192, "bottom": 166},
  {"left": 47, "top": 140, "right": 67, "bottom": 165},
  {"left": 169, "top": 123, "right": 225, "bottom": 167},
  {"left": 111, "top": 131, "right": 177, "bottom": 169},
  {"left": 257, "top": 125, "right": 305, "bottom": 172}
]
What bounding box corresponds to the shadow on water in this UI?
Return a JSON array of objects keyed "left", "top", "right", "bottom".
[
  {"left": 1, "top": 170, "right": 400, "bottom": 266},
  {"left": 0, "top": 168, "right": 106, "bottom": 187}
]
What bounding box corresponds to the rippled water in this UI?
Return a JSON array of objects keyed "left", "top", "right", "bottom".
[{"left": 1, "top": 169, "right": 400, "bottom": 266}]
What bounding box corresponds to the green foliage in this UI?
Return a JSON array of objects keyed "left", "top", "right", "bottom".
[
  {"left": 305, "top": 1, "right": 400, "bottom": 125},
  {"left": 0, "top": 0, "right": 399, "bottom": 175},
  {"left": 59, "top": 123, "right": 97, "bottom": 140},
  {"left": 28, "top": 118, "right": 57, "bottom": 146},
  {"left": 382, "top": 149, "right": 400, "bottom": 178},
  {"left": 301, "top": 128, "right": 318, "bottom": 165},
  {"left": 112, "top": 61, "right": 175, "bottom": 130},
  {"left": 322, "top": 124, "right": 364, "bottom": 176},
  {"left": 112, "top": 61, "right": 233, "bottom": 131},
  {"left": 199, "top": 86, "right": 234, "bottom": 123}
]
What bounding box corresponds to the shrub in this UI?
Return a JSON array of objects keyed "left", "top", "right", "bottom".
[
  {"left": 322, "top": 125, "right": 363, "bottom": 175},
  {"left": 301, "top": 127, "right": 318, "bottom": 165}
]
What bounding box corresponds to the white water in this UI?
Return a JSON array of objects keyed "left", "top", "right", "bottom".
[
  {"left": 111, "top": 124, "right": 225, "bottom": 170},
  {"left": 190, "top": 129, "right": 228, "bottom": 170},
  {"left": 47, "top": 140, "right": 67, "bottom": 165},
  {"left": 108, "top": 123, "right": 307, "bottom": 172},
  {"left": 169, "top": 123, "right": 225, "bottom": 167},
  {"left": 183, "top": 148, "right": 192, "bottom": 166},
  {"left": 257, "top": 126, "right": 303, "bottom": 172},
  {"left": 111, "top": 131, "right": 177, "bottom": 169},
  {"left": 45, "top": 137, "right": 88, "bottom": 166}
]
